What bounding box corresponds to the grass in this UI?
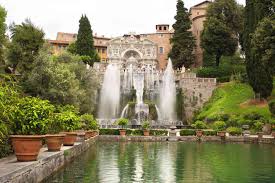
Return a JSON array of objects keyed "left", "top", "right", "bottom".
[{"left": 197, "top": 81, "right": 274, "bottom": 119}]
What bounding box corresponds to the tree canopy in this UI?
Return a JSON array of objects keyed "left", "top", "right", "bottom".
[
  {"left": 0, "top": 6, "right": 7, "bottom": 67},
  {"left": 75, "top": 15, "right": 99, "bottom": 65},
  {"left": 169, "top": 0, "right": 195, "bottom": 69}
]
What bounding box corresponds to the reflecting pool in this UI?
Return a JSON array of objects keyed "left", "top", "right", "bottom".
[{"left": 45, "top": 142, "right": 275, "bottom": 183}]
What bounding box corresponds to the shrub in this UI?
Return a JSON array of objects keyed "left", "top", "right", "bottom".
[
  {"left": 268, "top": 100, "right": 275, "bottom": 116},
  {"left": 227, "top": 115, "right": 241, "bottom": 127},
  {"left": 243, "top": 112, "right": 264, "bottom": 121},
  {"left": 54, "top": 111, "right": 80, "bottom": 132},
  {"left": 127, "top": 129, "right": 143, "bottom": 136},
  {"left": 116, "top": 118, "right": 129, "bottom": 128},
  {"left": 142, "top": 121, "right": 150, "bottom": 130},
  {"left": 80, "top": 114, "right": 98, "bottom": 130},
  {"left": 150, "top": 130, "right": 168, "bottom": 136},
  {"left": 226, "top": 127, "right": 242, "bottom": 136},
  {"left": 180, "top": 129, "right": 196, "bottom": 136},
  {"left": 203, "top": 130, "right": 217, "bottom": 136},
  {"left": 11, "top": 97, "right": 55, "bottom": 135},
  {"left": 99, "top": 129, "right": 119, "bottom": 135},
  {"left": 212, "top": 121, "right": 227, "bottom": 131},
  {"left": 191, "top": 121, "right": 208, "bottom": 129},
  {"left": 253, "top": 121, "right": 264, "bottom": 132}
]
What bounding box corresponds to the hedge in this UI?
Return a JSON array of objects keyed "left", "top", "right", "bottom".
[
  {"left": 149, "top": 130, "right": 168, "bottom": 136},
  {"left": 180, "top": 129, "right": 196, "bottom": 136},
  {"left": 203, "top": 130, "right": 217, "bottom": 136}
]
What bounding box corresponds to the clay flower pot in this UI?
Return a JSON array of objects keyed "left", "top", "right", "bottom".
[
  {"left": 85, "top": 131, "right": 91, "bottom": 140},
  {"left": 10, "top": 135, "right": 44, "bottom": 162},
  {"left": 119, "top": 129, "right": 126, "bottom": 136},
  {"left": 196, "top": 130, "right": 203, "bottom": 137},
  {"left": 45, "top": 134, "right": 65, "bottom": 152},
  {"left": 218, "top": 131, "right": 226, "bottom": 137},
  {"left": 63, "top": 132, "right": 77, "bottom": 146},
  {"left": 143, "top": 130, "right": 150, "bottom": 136}
]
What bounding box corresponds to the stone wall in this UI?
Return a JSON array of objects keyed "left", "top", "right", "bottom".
[{"left": 177, "top": 72, "right": 217, "bottom": 122}]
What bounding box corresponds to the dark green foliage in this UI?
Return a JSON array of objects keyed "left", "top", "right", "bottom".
[
  {"left": 169, "top": 0, "right": 195, "bottom": 69},
  {"left": 0, "top": 6, "right": 7, "bottom": 67},
  {"left": 243, "top": 0, "right": 274, "bottom": 99},
  {"left": 180, "top": 129, "right": 196, "bottom": 136},
  {"left": 126, "top": 129, "right": 144, "bottom": 136},
  {"left": 11, "top": 97, "right": 55, "bottom": 135},
  {"left": 116, "top": 118, "right": 129, "bottom": 128},
  {"left": 54, "top": 110, "right": 80, "bottom": 132},
  {"left": 203, "top": 130, "right": 217, "bottom": 136},
  {"left": 67, "top": 42, "right": 77, "bottom": 54},
  {"left": 176, "top": 88, "right": 185, "bottom": 121},
  {"left": 226, "top": 127, "right": 242, "bottom": 136},
  {"left": 269, "top": 100, "right": 275, "bottom": 116},
  {"left": 253, "top": 121, "right": 264, "bottom": 132},
  {"left": 142, "top": 121, "right": 150, "bottom": 130},
  {"left": 75, "top": 15, "right": 99, "bottom": 65},
  {"left": 99, "top": 129, "right": 120, "bottom": 135},
  {"left": 8, "top": 19, "right": 45, "bottom": 76},
  {"left": 201, "top": 17, "right": 238, "bottom": 67},
  {"left": 149, "top": 130, "right": 168, "bottom": 136}
]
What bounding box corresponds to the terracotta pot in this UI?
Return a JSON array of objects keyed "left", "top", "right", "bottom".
[
  {"left": 85, "top": 131, "right": 91, "bottom": 140},
  {"left": 63, "top": 132, "right": 77, "bottom": 146},
  {"left": 10, "top": 135, "right": 43, "bottom": 162},
  {"left": 218, "top": 131, "right": 226, "bottom": 137},
  {"left": 119, "top": 129, "right": 126, "bottom": 136},
  {"left": 196, "top": 130, "right": 203, "bottom": 137},
  {"left": 45, "top": 134, "right": 65, "bottom": 152},
  {"left": 143, "top": 130, "right": 150, "bottom": 136}
]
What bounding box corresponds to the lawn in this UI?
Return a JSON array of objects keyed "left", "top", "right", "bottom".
[{"left": 197, "top": 82, "right": 274, "bottom": 119}]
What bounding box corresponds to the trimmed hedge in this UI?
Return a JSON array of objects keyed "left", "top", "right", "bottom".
[
  {"left": 180, "top": 129, "right": 196, "bottom": 136},
  {"left": 149, "top": 130, "right": 168, "bottom": 136},
  {"left": 99, "top": 129, "right": 120, "bottom": 135},
  {"left": 99, "top": 129, "right": 167, "bottom": 136},
  {"left": 203, "top": 130, "right": 217, "bottom": 136},
  {"left": 227, "top": 127, "right": 242, "bottom": 136}
]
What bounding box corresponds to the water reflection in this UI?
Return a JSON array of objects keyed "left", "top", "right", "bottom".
[{"left": 45, "top": 142, "right": 275, "bottom": 183}]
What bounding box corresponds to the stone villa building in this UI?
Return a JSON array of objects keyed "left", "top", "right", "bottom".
[{"left": 48, "top": 1, "right": 211, "bottom": 69}]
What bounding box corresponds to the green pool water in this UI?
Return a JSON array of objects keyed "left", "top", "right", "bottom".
[{"left": 45, "top": 142, "right": 275, "bottom": 183}]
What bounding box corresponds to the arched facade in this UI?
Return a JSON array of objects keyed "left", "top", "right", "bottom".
[{"left": 107, "top": 34, "right": 158, "bottom": 69}]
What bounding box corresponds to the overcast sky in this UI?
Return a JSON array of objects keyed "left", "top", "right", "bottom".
[{"left": 0, "top": 0, "right": 245, "bottom": 40}]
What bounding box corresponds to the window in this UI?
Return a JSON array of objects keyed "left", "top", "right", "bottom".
[
  {"left": 159, "top": 26, "right": 162, "bottom": 31},
  {"left": 102, "top": 49, "right": 105, "bottom": 54},
  {"left": 164, "top": 26, "right": 167, "bottom": 31},
  {"left": 159, "top": 47, "right": 164, "bottom": 54}
]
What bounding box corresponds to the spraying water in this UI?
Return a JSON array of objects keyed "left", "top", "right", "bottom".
[
  {"left": 159, "top": 59, "right": 176, "bottom": 121},
  {"left": 98, "top": 64, "right": 121, "bottom": 119}
]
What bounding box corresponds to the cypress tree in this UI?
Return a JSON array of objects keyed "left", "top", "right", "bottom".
[
  {"left": 76, "top": 15, "right": 99, "bottom": 65},
  {"left": 169, "top": 0, "right": 196, "bottom": 69},
  {"left": 243, "top": 0, "right": 274, "bottom": 99}
]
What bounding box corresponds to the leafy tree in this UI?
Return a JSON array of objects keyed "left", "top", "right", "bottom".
[
  {"left": 67, "top": 42, "right": 77, "bottom": 54},
  {"left": 169, "top": 0, "right": 195, "bottom": 69},
  {"left": 76, "top": 15, "right": 99, "bottom": 65},
  {"left": 8, "top": 19, "right": 44, "bottom": 76},
  {"left": 201, "top": 17, "right": 238, "bottom": 67},
  {"left": 0, "top": 6, "right": 7, "bottom": 68},
  {"left": 243, "top": 0, "right": 274, "bottom": 99},
  {"left": 201, "top": 0, "right": 241, "bottom": 67}
]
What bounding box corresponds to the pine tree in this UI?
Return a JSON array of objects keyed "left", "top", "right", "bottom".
[
  {"left": 76, "top": 15, "right": 99, "bottom": 66},
  {"left": 243, "top": 0, "right": 274, "bottom": 99},
  {"left": 169, "top": 0, "right": 195, "bottom": 69}
]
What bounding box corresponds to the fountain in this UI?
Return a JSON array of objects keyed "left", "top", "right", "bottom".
[
  {"left": 159, "top": 59, "right": 176, "bottom": 122},
  {"left": 98, "top": 64, "right": 121, "bottom": 120}
]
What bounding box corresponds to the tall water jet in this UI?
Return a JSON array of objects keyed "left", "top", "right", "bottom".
[
  {"left": 98, "top": 64, "right": 121, "bottom": 119},
  {"left": 159, "top": 58, "right": 176, "bottom": 121}
]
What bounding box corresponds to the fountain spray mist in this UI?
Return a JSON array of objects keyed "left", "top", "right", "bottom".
[
  {"left": 98, "top": 64, "right": 121, "bottom": 119},
  {"left": 159, "top": 58, "right": 176, "bottom": 121}
]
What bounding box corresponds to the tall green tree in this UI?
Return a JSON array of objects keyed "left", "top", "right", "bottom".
[
  {"left": 243, "top": 0, "right": 274, "bottom": 99},
  {"left": 8, "top": 19, "right": 44, "bottom": 76},
  {"left": 201, "top": 0, "right": 242, "bottom": 67},
  {"left": 0, "top": 6, "right": 7, "bottom": 67},
  {"left": 75, "top": 15, "right": 99, "bottom": 66},
  {"left": 169, "top": 0, "right": 195, "bottom": 69}
]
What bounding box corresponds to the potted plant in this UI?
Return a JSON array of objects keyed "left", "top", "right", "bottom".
[
  {"left": 213, "top": 121, "right": 227, "bottom": 137},
  {"left": 191, "top": 121, "right": 207, "bottom": 137},
  {"left": 45, "top": 115, "right": 65, "bottom": 152},
  {"left": 81, "top": 114, "right": 99, "bottom": 139},
  {"left": 10, "top": 97, "right": 54, "bottom": 161},
  {"left": 142, "top": 121, "right": 151, "bottom": 136},
  {"left": 117, "top": 118, "right": 129, "bottom": 136},
  {"left": 56, "top": 110, "right": 80, "bottom": 146}
]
